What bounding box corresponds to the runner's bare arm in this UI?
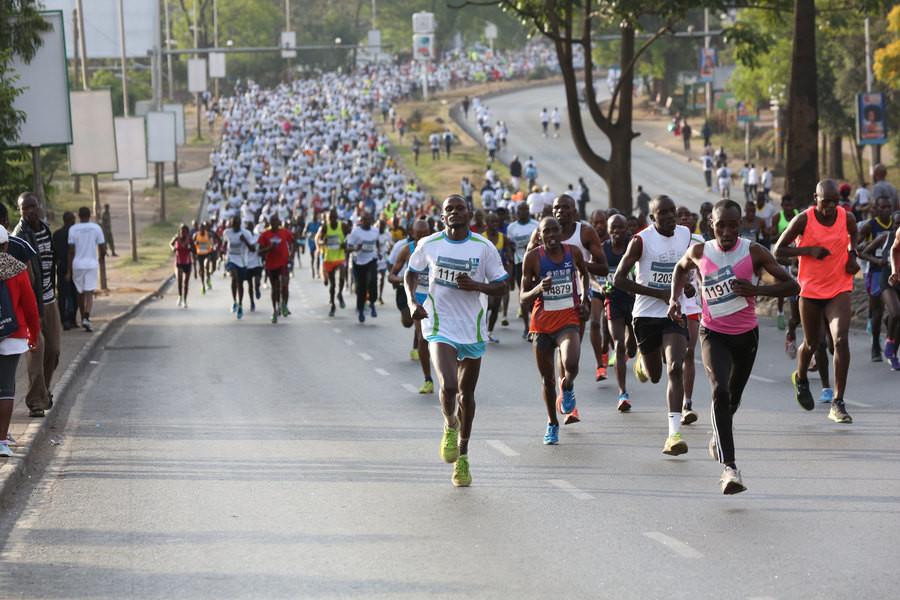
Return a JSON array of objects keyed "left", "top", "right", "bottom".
[
  {"left": 890, "top": 234, "right": 900, "bottom": 287},
  {"left": 668, "top": 244, "right": 704, "bottom": 321},
  {"left": 388, "top": 244, "right": 411, "bottom": 285},
  {"left": 845, "top": 211, "right": 860, "bottom": 275},
  {"left": 741, "top": 243, "right": 801, "bottom": 298},
  {"left": 613, "top": 236, "right": 667, "bottom": 302},
  {"left": 859, "top": 233, "right": 889, "bottom": 266},
  {"left": 773, "top": 212, "right": 825, "bottom": 259},
  {"left": 581, "top": 225, "right": 609, "bottom": 277},
  {"left": 518, "top": 249, "right": 548, "bottom": 305},
  {"left": 572, "top": 251, "right": 592, "bottom": 321}
]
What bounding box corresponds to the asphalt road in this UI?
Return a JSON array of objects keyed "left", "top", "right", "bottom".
[
  {"left": 469, "top": 84, "right": 714, "bottom": 211},
  {"left": 0, "top": 261, "right": 898, "bottom": 598},
  {"left": 0, "top": 85, "right": 898, "bottom": 599}
]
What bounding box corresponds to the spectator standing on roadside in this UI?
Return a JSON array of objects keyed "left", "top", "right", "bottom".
[
  {"left": 442, "top": 129, "right": 454, "bottom": 158},
  {"left": 67, "top": 206, "right": 106, "bottom": 333},
  {"left": 52, "top": 212, "right": 78, "bottom": 331},
  {"left": 579, "top": 177, "right": 590, "bottom": 218},
  {"left": 635, "top": 185, "right": 651, "bottom": 217},
  {"left": 13, "top": 193, "right": 60, "bottom": 419},
  {"left": 0, "top": 227, "right": 40, "bottom": 459},
  {"left": 429, "top": 131, "right": 441, "bottom": 160},
  {"left": 872, "top": 164, "right": 899, "bottom": 210},
  {"left": 462, "top": 96, "right": 470, "bottom": 119},
  {"left": 509, "top": 155, "right": 522, "bottom": 191},
  {"left": 101, "top": 204, "right": 117, "bottom": 257},
  {"left": 682, "top": 122, "right": 692, "bottom": 152},
  {"left": 701, "top": 121, "right": 712, "bottom": 147},
  {"left": 701, "top": 153, "right": 714, "bottom": 191},
  {"left": 761, "top": 166, "right": 774, "bottom": 202}
]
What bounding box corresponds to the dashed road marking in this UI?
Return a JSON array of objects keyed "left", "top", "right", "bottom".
[
  {"left": 345, "top": 339, "right": 355, "bottom": 346},
  {"left": 748, "top": 374, "right": 776, "bottom": 383},
  {"left": 486, "top": 440, "right": 519, "bottom": 457},
  {"left": 333, "top": 328, "right": 342, "bottom": 333},
  {"left": 643, "top": 532, "right": 704, "bottom": 558},
  {"left": 359, "top": 352, "right": 373, "bottom": 361},
  {"left": 548, "top": 479, "right": 594, "bottom": 500},
  {"left": 402, "top": 383, "right": 419, "bottom": 394},
  {"left": 375, "top": 368, "right": 389, "bottom": 376}
]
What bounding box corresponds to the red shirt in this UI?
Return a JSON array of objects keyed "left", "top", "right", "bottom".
[
  {"left": 258, "top": 228, "right": 294, "bottom": 269},
  {"left": 6, "top": 270, "right": 40, "bottom": 346}
]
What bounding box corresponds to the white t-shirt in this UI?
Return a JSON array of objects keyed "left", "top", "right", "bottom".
[
  {"left": 507, "top": 219, "right": 539, "bottom": 264},
  {"left": 407, "top": 231, "right": 509, "bottom": 344},
  {"left": 346, "top": 225, "right": 381, "bottom": 265},
  {"left": 68, "top": 222, "right": 105, "bottom": 270},
  {"left": 632, "top": 224, "right": 691, "bottom": 319},
  {"left": 223, "top": 227, "right": 252, "bottom": 267}
]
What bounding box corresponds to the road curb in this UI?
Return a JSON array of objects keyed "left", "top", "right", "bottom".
[{"left": 0, "top": 276, "right": 173, "bottom": 505}]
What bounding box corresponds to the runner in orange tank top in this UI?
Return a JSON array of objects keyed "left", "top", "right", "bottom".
[{"left": 773, "top": 179, "right": 860, "bottom": 425}]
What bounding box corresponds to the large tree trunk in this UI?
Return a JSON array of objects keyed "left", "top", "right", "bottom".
[
  {"left": 784, "top": 0, "right": 818, "bottom": 205},
  {"left": 828, "top": 133, "right": 844, "bottom": 179}
]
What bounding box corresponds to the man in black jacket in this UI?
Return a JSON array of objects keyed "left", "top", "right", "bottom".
[
  {"left": 53, "top": 212, "right": 78, "bottom": 331},
  {"left": 13, "top": 192, "right": 61, "bottom": 418}
]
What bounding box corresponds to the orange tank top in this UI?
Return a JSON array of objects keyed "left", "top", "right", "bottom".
[{"left": 797, "top": 206, "right": 853, "bottom": 299}]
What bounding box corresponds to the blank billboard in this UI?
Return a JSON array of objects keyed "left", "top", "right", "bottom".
[
  {"left": 188, "top": 59, "right": 207, "bottom": 93},
  {"left": 41, "top": 0, "right": 160, "bottom": 59},
  {"left": 163, "top": 104, "right": 186, "bottom": 146},
  {"left": 68, "top": 89, "right": 118, "bottom": 175},
  {"left": 112, "top": 117, "right": 148, "bottom": 181},
  {"left": 8, "top": 11, "right": 72, "bottom": 147},
  {"left": 146, "top": 111, "right": 177, "bottom": 163}
]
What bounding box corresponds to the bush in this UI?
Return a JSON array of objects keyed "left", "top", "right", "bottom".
[{"left": 525, "top": 65, "right": 550, "bottom": 81}]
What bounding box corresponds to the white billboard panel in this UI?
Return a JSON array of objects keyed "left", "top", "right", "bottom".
[
  {"left": 281, "top": 32, "right": 296, "bottom": 59},
  {"left": 135, "top": 100, "right": 154, "bottom": 117},
  {"left": 163, "top": 103, "right": 186, "bottom": 146},
  {"left": 9, "top": 12, "right": 72, "bottom": 147},
  {"left": 112, "top": 117, "right": 148, "bottom": 180},
  {"left": 68, "top": 89, "right": 118, "bottom": 175},
  {"left": 187, "top": 59, "right": 207, "bottom": 93},
  {"left": 146, "top": 111, "right": 176, "bottom": 163},
  {"left": 209, "top": 52, "right": 226, "bottom": 78},
  {"left": 42, "top": 0, "right": 160, "bottom": 59}
]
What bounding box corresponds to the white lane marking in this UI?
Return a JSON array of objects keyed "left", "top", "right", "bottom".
[
  {"left": 486, "top": 440, "right": 520, "bottom": 457},
  {"left": 548, "top": 479, "right": 594, "bottom": 500},
  {"left": 345, "top": 339, "right": 355, "bottom": 346},
  {"left": 402, "top": 383, "right": 419, "bottom": 394},
  {"left": 375, "top": 368, "right": 389, "bottom": 376},
  {"left": 359, "top": 352, "right": 373, "bottom": 361},
  {"left": 333, "top": 328, "right": 342, "bottom": 333},
  {"left": 643, "top": 532, "right": 704, "bottom": 558},
  {"left": 747, "top": 597, "right": 778, "bottom": 600}
]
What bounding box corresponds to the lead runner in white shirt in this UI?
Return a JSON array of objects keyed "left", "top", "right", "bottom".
[{"left": 405, "top": 195, "right": 508, "bottom": 488}]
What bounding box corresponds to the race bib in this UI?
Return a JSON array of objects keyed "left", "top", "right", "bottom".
[
  {"left": 434, "top": 256, "right": 476, "bottom": 288},
  {"left": 702, "top": 265, "right": 749, "bottom": 319},
  {"left": 543, "top": 273, "right": 575, "bottom": 311},
  {"left": 648, "top": 261, "right": 676, "bottom": 290},
  {"left": 361, "top": 241, "right": 376, "bottom": 253},
  {"left": 326, "top": 235, "right": 341, "bottom": 250},
  {"left": 196, "top": 242, "right": 209, "bottom": 254}
]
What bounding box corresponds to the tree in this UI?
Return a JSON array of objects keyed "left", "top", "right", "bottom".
[
  {"left": 784, "top": 0, "right": 818, "bottom": 200},
  {"left": 453, "top": 0, "right": 729, "bottom": 213},
  {"left": 0, "top": 1, "right": 53, "bottom": 209}
]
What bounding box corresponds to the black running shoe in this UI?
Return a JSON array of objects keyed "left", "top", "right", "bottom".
[
  {"left": 828, "top": 399, "right": 852, "bottom": 424},
  {"left": 791, "top": 371, "right": 814, "bottom": 411}
]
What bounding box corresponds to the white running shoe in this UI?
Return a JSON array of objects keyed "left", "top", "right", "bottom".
[{"left": 0, "top": 444, "right": 14, "bottom": 458}]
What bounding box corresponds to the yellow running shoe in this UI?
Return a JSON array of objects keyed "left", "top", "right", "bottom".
[
  {"left": 419, "top": 380, "right": 434, "bottom": 394},
  {"left": 452, "top": 455, "right": 471, "bottom": 487},
  {"left": 410, "top": 349, "right": 419, "bottom": 361},
  {"left": 440, "top": 420, "right": 459, "bottom": 463},
  {"left": 662, "top": 432, "right": 688, "bottom": 456},
  {"left": 633, "top": 353, "right": 649, "bottom": 383}
]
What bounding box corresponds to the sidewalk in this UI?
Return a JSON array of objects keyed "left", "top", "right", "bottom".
[{"left": 0, "top": 165, "right": 210, "bottom": 501}]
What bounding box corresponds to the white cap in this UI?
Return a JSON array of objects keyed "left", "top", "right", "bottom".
[{"left": 0, "top": 228, "right": 8, "bottom": 244}]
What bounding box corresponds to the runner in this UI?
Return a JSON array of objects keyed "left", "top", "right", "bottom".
[
  {"left": 773, "top": 179, "right": 859, "bottom": 424},
  {"left": 677, "top": 205, "right": 704, "bottom": 426},
  {"left": 303, "top": 212, "right": 323, "bottom": 279},
  {"left": 223, "top": 215, "right": 253, "bottom": 319},
  {"left": 613, "top": 195, "right": 692, "bottom": 455},
  {"left": 483, "top": 212, "right": 512, "bottom": 343},
  {"left": 192, "top": 222, "right": 217, "bottom": 294},
  {"left": 587, "top": 209, "right": 610, "bottom": 381},
  {"left": 346, "top": 212, "right": 381, "bottom": 323},
  {"left": 257, "top": 215, "right": 295, "bottom": 324},
  {"left": 669, "top": 199, "right": 799, "bottom": 494},
  {"left": 856, "top": 195, "right": 893, "bottom": 361},
  {"left": 506, "top": 203, "right": 539, "bottom": 339},
  {"left": 169, "top": 224, "right": 194, "bottom": 308},
  {"left": 887, "top": 219, "right": 900, "bottom": 368},
  {"left": 244, "top": 222, "right": 263, "bottom": 312},
  {"left": 602, "top": 214, "right": 637, "bottom": 410},
  {"left": 317, "top": 208, "right": 350, "bottom": 317},
  {"left": 405, "top": 195, "right": 509, "bottom": 487},
  {"left": 860, "top": 211, "right": 900, "bottom": 370},
  {"left": 769, "top": 194, "right": 798, "bottom": 336},
  {"left": 521, "top": 217, "right": 591, "bottom": 444},
  {"left": 388, "top": 219, "right": 434, "bottom": 393}
]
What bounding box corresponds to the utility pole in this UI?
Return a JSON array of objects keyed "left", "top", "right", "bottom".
[
  {"left": 194, "top": 0, "right": 202, "bottom": 140},
  {"left": 704, "top": 9, "right": 711, "bottom": 118},
  {"left": 213, "top": 0, "right": 219, "bottom": 99},
  {"left": 165, "top": 0, "right": 173, "bottom": 100},
  {"left": 72, "top": 8, "right": 81, "bottom": 194},
  {"left": 75, "top": 0, "right": 110, "bottom": 285},
  {"left": 865, "top": 15, "right": 880, "bottom": 170},
  {"left": 117, "top": 0, "right": 137, "bottom": 264}
]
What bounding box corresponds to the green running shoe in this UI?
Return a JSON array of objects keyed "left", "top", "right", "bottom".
[
  {"left": 271, "top": 312, "right": 278, "bottom": 324},
  {"left": 452, "top": 455, "right": 471, "bottom": 487},
  {"left": 440, "top": 421, "right": 459, "bottom": 463},
  {"left": 828, "top": 399, "right": 852, "bottom": 424},
  {"left": 633, "top": 353, "right": 649, "bottom": 383},
  {"left": 662, "top": 432, "right": 688, "bottom": 456},
  {"left": 419, "top": 380, "right": 433, "bottom": 394}
]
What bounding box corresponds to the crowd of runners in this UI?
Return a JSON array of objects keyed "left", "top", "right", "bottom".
[{"left": 176, "top": 55, "right": 900, "bottom": 497}]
